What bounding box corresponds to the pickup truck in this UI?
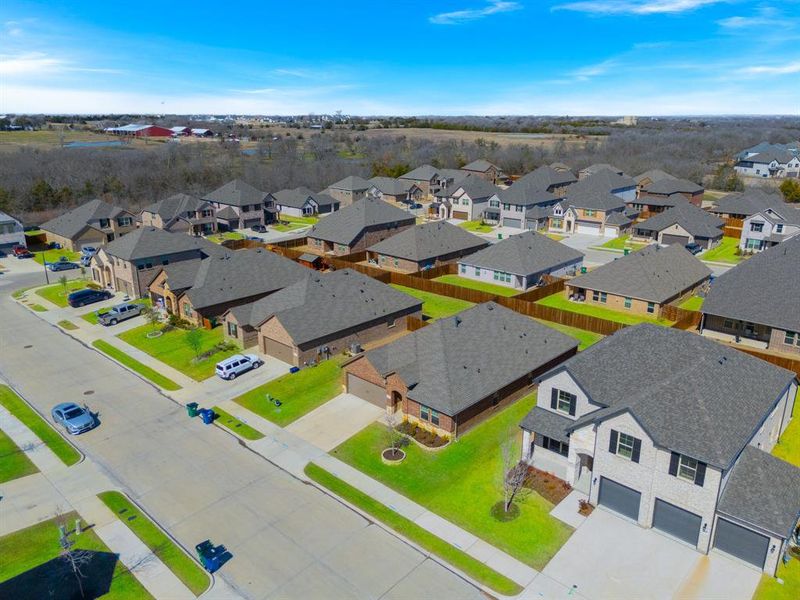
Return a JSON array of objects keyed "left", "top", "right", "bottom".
[{"left": 97, "top": 302, "right": 143, "bottom": 326}]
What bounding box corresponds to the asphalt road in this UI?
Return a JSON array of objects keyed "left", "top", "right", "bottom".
[{"left": 0, "top": 270, "right": 484, "bottom": 600}]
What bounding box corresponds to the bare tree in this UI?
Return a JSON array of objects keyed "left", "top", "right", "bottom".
[
  {"left": 55, "top": 512, "right": 93, "bottom": 599},
  {"left": 500, "top": 435, "right": 530, "bottom": 513},
  {"left": 58, "top": 274, "right": 69, "bottom": 298},
  {"left": 384, "top": 411, "right": 404, "bottom": 457},
  {"left": 184, "top": 327, "right": 204, "bottom": 359}
]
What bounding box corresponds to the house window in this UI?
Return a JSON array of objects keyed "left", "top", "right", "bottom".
[
  {"left": 460, "top": 264, "right": 466, "bottom": 274},
  {"left": 723, "top": 318, "right": 736, "bottom": 330},
  {"left": 474, "top": 267, "right": 481, "bottom": 276},
  {"left": 624, "top": 297, "right": 632, "bottom": 309},
  {"left": 585, "top": 209, "right": 595, "bottom": 217},
  {"left": 647, "top": 302, "right": 655, "bottom": 314},
  {"left": 552, "top": 218, "right": 562, "bottom": 228},
  {"left": 616, "top": 433, "right": 635, "bottom": 459},
  {"left": 677, "top": 455, "right": 698, "bottom": 482},
  {"left": 592, "top": 290, "right": 607, "bottom": 303},
  {"left": 502, "top": 203, "right": 510, "bottom": 210},
  {"left": 540, "top": 435, "right": 569, "bottom": 457},
  {"left": 99, "top": 219, "right": 110, "bottom": 228},
  {"left": 784, "top": 331, "right": 800, "bottom": 347},
  {"left": 227, "top": 322, "right": 238, "bottom": 337},
  {"left": 183, "top": 304, "right": 193, "bottom": 317},
  {"left": 419, "top": 405, "right": 440, "bottom": 426},
  {"left": 750, "top": 222, "right": 764, "bottom": 233},
  {"left": 516, "top": 205, "right": 523, "bottom": 212},
  {"left": 489, "top": 200, "right": 499, "bottom": 208},
  {"left": 776, "top": 224, "right": 784, "bottom": 233},
  {"left": 669, "top": 452, "right": 706, "bottom": 486},
  {"left": 337, "top": 244, "right": 348, "bottom": 253},
  {"left": 557, "top": 390, "right": 575, "bottom": 414},
  {"left": 393, "top": 258, "right": 399, "bottom": 267},
  {"left": 609, "top": 429, "right": 641, "bottom": 462}
]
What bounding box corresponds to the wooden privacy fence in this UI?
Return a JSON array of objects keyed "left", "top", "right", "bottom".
[
  {"left": 406, "top": 315, "right": 428, "bottom": 331},
  {"left": 736, "top": 347, "right": 800, "bottom": 378},
  {"left": 415, "top": 263, "right": 458, "bottom": 279},
  {"left": 496, "top": 296, "right": 629, "bottom": 335},
  {"left": 388, "top": 272, "right": 498, "bottom": 304},
  {"left": 661, "top": 304, "right": 700, "bottom": 324},
  {"left": 723, "top": 226, "right": 742, "bottom": 239}
]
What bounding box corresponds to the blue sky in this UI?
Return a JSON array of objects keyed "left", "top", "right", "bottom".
[{"left": 1, "top": 1, "right": 798, "bottom": 115}]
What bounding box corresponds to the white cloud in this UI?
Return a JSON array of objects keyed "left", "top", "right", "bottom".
[
  {"left": 717, "top": 7, "right": 794, "bottom": 30},
  {"left": 572, "top": 58, "right": 618, "bottom": 80},
  {"left": 553, "top": 1, "right": 726, "bottom": 15},
  {"left": 742, "top": 62, "right": 800, "bottom": 75},
  {"left": 429, "top": 1, "right": 522, "bottom": 25},
  {"left": 0, "top": 52, "right": 64, "bottom": 75}
]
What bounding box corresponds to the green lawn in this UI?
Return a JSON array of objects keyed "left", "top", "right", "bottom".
[
  {"left": 271, "top": 222, "right": 305, "bottom": 233},
  {"left": 81, "top": 298, "right": 151, "bottom": 325},
  {"left": 0, "top": 385, "right": 80, "bottom": 466},
  {"left": 92, "top": 340, "right": 182, "bottom": 391},
  {"left": 233, "top": 357, "right": 344, "bottom": 427},
  {"left": 206, "top": 232, "right": 245, "bottom": 244},
  {"left": 434, "top": 274, "right": 519, "bottom": 297},
  {"left": 57, "top": 319, "right": 79, "bottom": 330},
  {"left": 35, "top": 280, "right": 90, "bottom": 307},
  {"left": 536, "top": 293, "right": 673, "bottom": 326},
  {"left": 598, "top": 235, "right": 648, "bottom": 251},
  {"left": 700, "top": 236, "right": 743, "bottom": 264},
  {"left": 458, "top": 220, "right": 494, "bottom": 233},
  {"left": 98, "top": 492, "right": 210, "bottom": 596},
  {"left": 678, "top": 296, "right": 704, "bottom": 311},
  {"left": 533, "top": 318, "right": 604, "bottom": 350},
  {"left": 754, "top": 557, "right": 799, "bottom": 600},
  {"left": 117, "top": 325, "right": 239, "bottom": 381},
  {"left": 0, "top": 512, "right": 152, "bottom": 599},
  {"left": 32, "top": 248, "right": 82, "bottom": 265},
  {"left": 332, "top": 392, "right": 573, "bottom": 569},
  {"left": 772, "top": 390, "right": 800, "bottom": 468},
  {"left": 546, "top": 233, "right": 566, "bottom": 241},
  {"left": 280, "top": 214, "right": 319, "bottom": 225},
  {"left": 389, "top": 284, "right": 474, "bottom": 321},
  {"left": 211, "top": 406, "right": 265, "bottom": 440},
  {"left": 306, "top": 463, "right": 522, "bottom": 596},
  {"left": 0, "top": 427, "right": 39, "bottom": 483},
  {"left": 30, "top": 304, "right": 48, "bottom": 312}
]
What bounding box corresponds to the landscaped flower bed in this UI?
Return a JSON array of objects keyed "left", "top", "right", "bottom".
[
  {"left": 397, "top": 421, "right": 449, "bottom": 448},
  {"left": 525, "top": 466, "right": 572, "bottom": 505}
]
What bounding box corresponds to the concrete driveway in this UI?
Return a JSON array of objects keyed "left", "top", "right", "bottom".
[
  {"left": 543, "top": 508, "right": 762, "bottom": 600},
  {"left": 285, "top": 393, "right": 384, "bottom": 451}
]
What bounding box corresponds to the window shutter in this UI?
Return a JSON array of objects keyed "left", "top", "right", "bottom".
[
  {"left": 694, "top": 462, "right": 706, "bottom": 487},
  {"left": 550, "top": 388, "right": 558, "bottom": 410},
  {"left": 631, "top": 438, "right": 641, "bottom": 463},
  {"left": 568, "top": 394, "right": 576, "bottom": 416},
  {"left": 669, "top": 452, "right": 679, "bottom": 476},
  {"left": 608, "top": 429, "right": 618, "bottom": 454}
]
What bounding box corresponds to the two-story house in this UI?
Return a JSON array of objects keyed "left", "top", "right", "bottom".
[
  {"left": 269, "top": 187, "right": 339, "bottom": 218},
  {"left": 639, "top": 178, "right": 704, "bottom": 206},
  {"left": 399, "top": 165, "right": 441, "bottom": 200},
  {"left": 323, "top": 175, "right": 371, "bottom": 208},
  {"left": 548, "top": 190, "right": 634, "bottom": 237},
  {"left": 435, "top": 176, "right": 500, "bottom": 221},
  {"left": 40, "top": 199, "right": 137, "bottom": 252},
  {"left": 511, "top": 165, "right": 577, "bottom": 198},
  {"left": 494, "top": 186, "right": 559, "bottom": 231},
  {"left": 708, "top": 189, "right": 785, "bottom": 220},
  {"left": 366, "top": 177, "right": 424, "bottom": 207},
  {"left": 633, "top": 169, "right": 675, "bottom": 195},
  {"left": 735, "top": 149, "right": 800, "bottom": 179},
  {"left": 0, "top": 211, "right": 26, "bottom": 252},
  {"left": 520, "top": 325, "right": 799, "bottom": 575},
  {"left": 202, "top": 179, "right": 272, "bottom": 230},
  {"left": 460, "top": 159, "right": 502, "bottom": 184},
  {"left": 140, "top": 193, "right": 217, "bottom": 236},
  {"left": 739, "top": 205, "right": 800, "bottom": 252}
]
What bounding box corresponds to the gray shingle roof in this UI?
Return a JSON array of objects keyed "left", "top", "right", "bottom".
[
  {"left": 203, "top": 179, "right": 268, "bottom": 207},
  {"left": 367, "top": 221, "right": 487, "bottom": 262},
  {"left": 237, "top": 269, "right": 422, "bottom": 346},
  {"left": 564, "top": 189, "right": 626, "bottom": 212},
  {"left": 513, "top": 166, "right": 577, "bottom": 193},
  {"left": 272, "top": 187, "right": 316, "bottom": 210},
  {"left": 741, "top": 149, "right": 795, "bottom": 164},
  {"left": 459, "top": 230, "right": 584, "bottom": 277},
  {"left": 717, "top": 446, "right": 800, "bottom": 538},
  {"left": 308, "top": 198, "right": 415, "bottom": 245},
  {"left": 634, "top": 169, "right": 675, "bottom": 185},
  {"left": 635, "top": 192, "right": 690, "bottom": 208},
  {"left": 756, "top": 204, "right": 800, "bottom": 226},
  {"left": 41, "top": 199, "right": 130, "bottom": 240},
  {"left": 368, "top": 177, "right": 417, "bottom": 196},
  {"left": 636, "top": 203, "right": 724, "bottom": 238},
  {"left": 605, "top": 211, "right": 634, "bottom": 226},
  {"left": 452, "top": 176, "right": 501, "bottom": 201},
  {"left": 710, "top": 190, "right": 784, "bottom": 217},
  {"left": 520, "top": 406, "right": 572, "bottom": 443},
  {"left": 104, "top": 227, "right": 217, "bottom": 261},
  {"left": 568, "top": 244, "right": 711, "bottom": 303},
  {"left": 327, "top": 175, "right": 371, "bottom": 192},
  {"left": 142, "top": 194, "right": 210, "bottom": 221},
  {"left": 400, "top": 164, "right": 439, "bottom": 181},
  {"left": 643, "top": 177, "right": 703, "bottom": 195},
  {"left": 568, "top": 170, "right": 636, "bottom": 196},
  {"left": 363, "top": 302, "right": 577, "bottom": 416},
  {"left": 462, "top": 159, "right": 498, "bottom": 173},
  {"left": 702, "top": 235, "right": 800, "bottom": 333},
  {"left": 580, "top": 164, "right": 623, "bottom": 177},
  {"left": 561, "top": 324, "right": 796, "bottom": 468}
]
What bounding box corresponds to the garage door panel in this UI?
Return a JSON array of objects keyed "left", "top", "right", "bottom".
[
  {"left": 661, "top": 234, "right": 690, "bottom": 246},
  {"left": 263, "top": 338, "right": 295, "bottom": 365},
  {"left": 653, "top": 499, "right": 702, "bottom": 546},
  {"left": 598, "top": 477, "right": 641, "bottom": 521},
  {"left": 347, "top": 374, "right": 386, "bottom": 407},
  {"left": 713, "top": 518, "right": 769, "bottom": 569},
  {"left": 603, "top": 227, "right": 618, "bottom": 238},
  {"left": 576, "top": 223, "right": 601, "bottom": 235},
  {"left": 452, "top": 211, "right": 469, "bottom": 220},
  {"left": 503, "top": 218, "right": 522, "bottom": 229}
]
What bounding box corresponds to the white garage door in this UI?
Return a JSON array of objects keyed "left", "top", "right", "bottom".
[
  {"left": 576, "top": 223, "right": 601, "bottom": 235},
  {"left": 347, "top": 373, "right": 386, "bottom": 407},
  {"left": 603, "top": 226, "right": 619, "bottom": 238}
]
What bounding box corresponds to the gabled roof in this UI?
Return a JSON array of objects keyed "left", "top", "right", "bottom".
[
  {"left": 634, "top": 169, "right": 675, "bottom": 185},
  {"left": 462, "top": 159, "right": 498, "bottom": 173},
  {"left": 702, "top": 234, "right": 800, "bottom": 333},
  {"left": 452, "top": 176, "right": 501, "bottom": 200},
  {"left": 568, "top": 170, "right": 636, "bottom": 196},
  {"left": 235, "top": 269, "right": 422, "bottom": 345},
  {"left": 635, "top": 192, "right": 690, "bottom": 208},
  {"left": 754, "top": 204, "right": 800, "bottom": 226},
  {"left": 400, "top": 164, "right": 439, "bottom": 181},
  {"left": 643, "top": 177, "right": 703, "bottom": 195},
  {"left": 513, "top": 166, "right": 577, "bottom": 192},
  {"left": 368, "top": 177, "right": 417, "bottom": 196},
  {"left": 307, "top": 197, "right": 415, "bottom": 245},
  {"left": 103, "top": 227, "right": 217, "bottom": 261},
  {"left": 141, "top": 193, "right": 210, "bottom": 221},
  {"left": 368, "top": 221, "right": 487, "bottom": 262},
  {"left": 563, "top": 189, "right": 626, "bottom": 212},
  {"left": 203, "top": 179, "right": 268, "bottom": 207},
  {"left": 717, "top": 446, "right": 800, "bottom": 538},
  {"left": 710, "top": 189, "right": 784, "bottom": 217},
  {"left": 568, "top": 244, "right": 711, "bottom": 303},
  {"left": 605, "top": 211, "right": 634, "bottom": 226},
  {"left": 41, "top": 199, "right": 130, "bottom": 239},
  {"left": 459, "top": 230, "right": 584, "bottom": 276},
  {"left": 580, "top": 163, "right": 623, "bottom": 177},
  {"left": 272, "top": 187, "right": 318, "bottom": 210},
  {"left": 636, "top": 202, "right": 724, "bottom": 238},
  {"left": 327, "top": 175, "right": 371, "bottom": 192},
  {"left": 363, "top": 302, "right": 577, "bottom": 416},
  {"left": 740, "top": 149, "right": 795, "bottom": 165},
  {"left": 559, "top": 324, "right": 796, "bottom": 468}
]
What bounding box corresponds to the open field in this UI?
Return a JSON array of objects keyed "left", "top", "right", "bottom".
[
  {"left": 0, "top": 129, "right": 167, "bottom": 153},
  {"left": 358, "top": 128, "right": 605, "bottom": 149}
]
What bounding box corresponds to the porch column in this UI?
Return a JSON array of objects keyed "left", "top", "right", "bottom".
[{"left": 521, "top": 430, "right": 533, "bottom": 461}]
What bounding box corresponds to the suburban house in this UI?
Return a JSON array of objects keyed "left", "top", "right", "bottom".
[
  {"left": 366, "top": 177, "right": 424, "bottom": 206},
  {"left": 639, "top": 178, "right": 704, "bottom": 206},
  {"left": 269, "top": 187, "right": 339, "bottom": 218},
  {"left": 700, "top": 236, "right": 800, "bottom": 356},
  {"left": 222, "top": 269, "right": 422, "bottom": 365},
  {"left": 91, "top": 227, "right": 219, "bottom": 298},
  {"left": 565, "top": 244, "right": 711, "bottom": 318},
  {"left": 399, "top": 165, "right": 441, "bottom": 199},
  {"left": 735, "top": 149, "right": 800, "bottom": 179},
  {"left": 0, "top": 211, "right": 26, "bottom": 252},
  {"left": 492, "top": 185, "right": 558, "bottom": 231},
  {"left": 366, "top": 221, "right": 488, "bottom": 273},
  {"left": 736, "top": 140, "right": 799, "bottom": 162},
  {"left": 324, "top": 175, "right": 371, "bottom": 207},
  {"left": 519, "top": 324, "right": 798, "bottom": 575},
  {"left": 306, "top": 197, "right": 416, "bottom": 255},
  {"left": 511, "top": 165, "right": 577, "bottom": 197},
  {"left": 634, "top": 202, "right": 724, "bottom": 249},
  {"left": 461, "top": 159, "right": 501, "bottom": 183},
  {"left": 457, "top": 231, "right": 584, "bottom": 292},
  {"left": 148, "top": 248, "right": 310, "bottom": 327},
  {"left": 548, "top": 190, "right": 633, "bottom": 237},
  {"left": 434, "top": 176, "right": 500, "bottom": 221},
  {"left": 709, "top": 190, "right": 785, "bottom": 219},
  {"left": 139, "top": 193, "right": 217, "bottom": 235},
  {"left": 739, "top": 205, "right": 800, "bottom": 252},
  {"left": 568, "top": 169, "right": 638, "bottom": 202},
  {"left": 40, "top": 199, "right": 137, "bottom": 251},
  {"left": 634, "top": 169, "right": 675, "bottom": 194},
  {"left": 626, "top": 191, "right": 690, "bottom": 215},
  {"left": 202, "top": 179, "right": 272, "bottom": 230},
  {"left": 578, "top": 164, "right": 624, "bottom": 179},
  {"left": 344, "top": 302, "right": 578, "bottom": 437}
]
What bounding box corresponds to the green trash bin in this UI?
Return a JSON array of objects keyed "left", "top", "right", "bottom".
[{"left": 186, "top": 402, "right": 199, "bottom": 418}]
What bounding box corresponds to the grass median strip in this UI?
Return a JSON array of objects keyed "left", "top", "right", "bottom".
[
  {"left": 92, "top": 340, "right": 182, "bottom": 391},
  {"left": 0, "top": 385, "right": 80, "bottom": 467},
  {"left": 57, "top": 319, "right": 78, "bottom": 330},
  {"left": 305, "top": 463, "right": 522, "bottom": 596},
  {"left": 211, "top": 405, "right": 264, "bottom": 440},
  {"left": 98, "top": 491, "right": 210, "bottom": 596},
  {"left": 30, "top": 304, "right": 48, "bottom": 312},
  {"left": 0, "top": 427, "right": 39, "bottom": 483}
]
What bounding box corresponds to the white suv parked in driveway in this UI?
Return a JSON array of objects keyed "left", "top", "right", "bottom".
[{"left": 215, "top": 354, "right": 263, "bottom": 380}]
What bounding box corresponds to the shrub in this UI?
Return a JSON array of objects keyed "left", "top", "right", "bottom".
[{"left": 87, "top": 282, "right": 102, "bottom": 290}]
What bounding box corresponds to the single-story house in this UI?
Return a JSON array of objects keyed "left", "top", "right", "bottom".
[
  {"left": 366, "top": 177, "right": 424, "bottom": 206},
  {"left": 269, "top": 187, "right": 339, "bottom": 218},
  {"left": 520, "top": 324, "right": 798, "bottom": 575},
  {"left": 627, "top": 192, "right": 690, "bottom": 215},
  {"left": 306, "top": 197, "right": 416, "bottom": 255},
  {"left": 565, "top": 244, "right": 711, "bottom": 318},
  {"left": 458, "top": 230, "right": 584, "bottom": 292},
  {"left": 639, "top": 178, "right": 704, "bottom": 206},
  {"left": 634, "top": 202, "right": 724, "bottom": 249},
  {"left": 344, "top": 302, "right": 578, "bottom": 437},
  {"left": 739, "top": 205, "right": 800, "bottom": 252},
  {"left": 461, "top": 159, "right": 501, "bottom": 184},
  {"left": 202, "top": 179, "right": 272, "bottom": 230},
  {"left": 324, "top": 175, "right": 371, "bottom": 207},
  {"left": 140, "top": 194, "right": 217, "bottom": 236},
  {"left": 222, "top": 269, "right": 422, "bottom": 365},
  {"left": 367, "top": 221, "right": 488, "bottom": 273},
  {"left": 700, "top": 235, "right": 800, "bottom": 356},
  {"left": 40, "top": 199, "right": 137, "bottom": 252},
  {"left": 708, "top": 190, "right": 785, "bottom": 220},
  {"left": 0, "top": 211, "right": 26, "bottom": 252}
]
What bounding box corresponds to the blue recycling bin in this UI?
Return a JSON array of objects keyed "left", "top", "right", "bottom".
[
  {"left": 199, "top": 408, "right": 215, "bottom": 425},
  {"left": 195, "top": 540, "right": 222, "bottom": 573}
]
